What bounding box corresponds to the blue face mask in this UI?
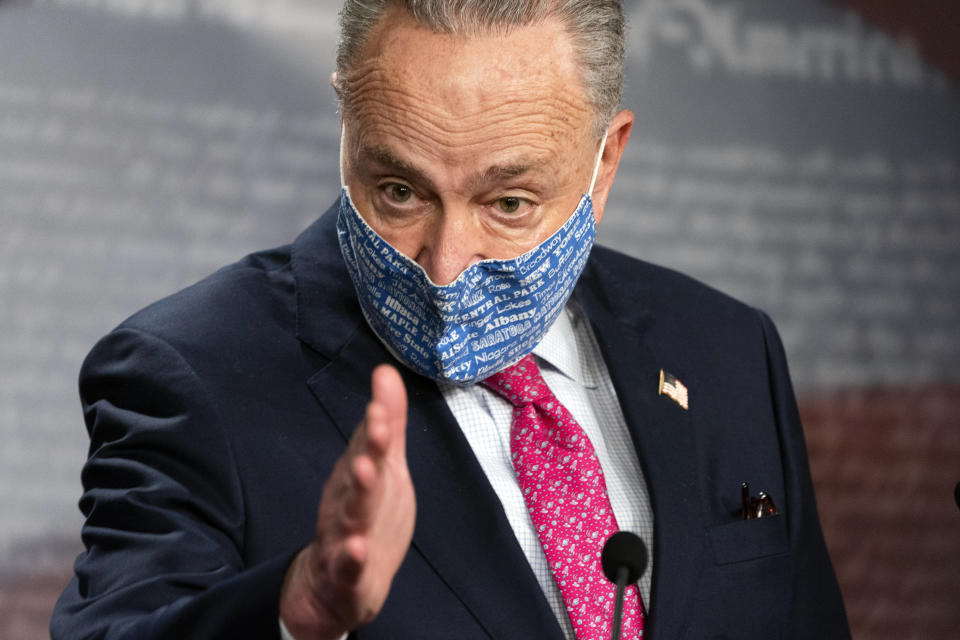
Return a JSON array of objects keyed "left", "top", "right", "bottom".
[{"left": 336, "top": 134, "right": 605, "bottom": 384}]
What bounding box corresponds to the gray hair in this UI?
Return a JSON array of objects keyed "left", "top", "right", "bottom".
[{"left": 335, "top": 0, "right": 625, "bottom": 138}]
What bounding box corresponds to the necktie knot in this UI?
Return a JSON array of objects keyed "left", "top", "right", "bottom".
[{"left": 480, "top": 354, "right": 548, "bottom": 408}]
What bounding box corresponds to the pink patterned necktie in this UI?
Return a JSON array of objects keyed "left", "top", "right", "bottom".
[{"left": 482, "top": 354, "right": 644, "bottom": 639}]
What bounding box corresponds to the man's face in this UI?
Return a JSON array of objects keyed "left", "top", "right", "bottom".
[{"left": 341, "top": 8, "right": 631, "bottom": 285}]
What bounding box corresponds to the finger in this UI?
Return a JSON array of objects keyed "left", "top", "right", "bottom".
[
  {"left": 331, "top": 535, "right": 367, "bottom": 585},
  {"left": 331, "top": 365, "right": 408, "bottom": 530},
  {"left": 351, "top": 452, "right": 378, "bottom": 494},
  {"left": 336, "top": 380, "right": 397, "bottom": 527},
  {"left": 341, "top": 452, "right": 379, "bottom": 525},
  {"left": 361, "top": 401, "right": 390, "bottom": 459},
  {"left": 369, "top": 364, "right": 408, "bottom": 452}
]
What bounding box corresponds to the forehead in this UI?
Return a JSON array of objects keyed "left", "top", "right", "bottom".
[{"left": 344, "top": 9, "right": 595, "bottom": 163}]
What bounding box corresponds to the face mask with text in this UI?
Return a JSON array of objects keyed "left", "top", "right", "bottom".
[{"left": 336, "top": 132, "right": 605, "bottom": 383}]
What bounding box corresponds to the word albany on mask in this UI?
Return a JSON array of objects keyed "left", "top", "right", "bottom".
[{"left": 336, "top": 138, "right": 605, "bottom": 384}]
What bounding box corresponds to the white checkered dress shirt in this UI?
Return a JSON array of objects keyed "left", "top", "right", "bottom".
[{"left": 439, "top": 301, "right": 655, "bottom": 638}]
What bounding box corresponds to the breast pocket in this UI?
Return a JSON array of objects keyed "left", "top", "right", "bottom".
[
  {"left": 707, "top": 514, "right": 789, "bottom": 565},
  {"left": 683, "top": 515, "right": 792, "bottom": 638}
]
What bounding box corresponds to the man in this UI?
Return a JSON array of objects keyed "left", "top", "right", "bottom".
[{"left": 52, "top": 1, "right": 849, "bottom": 638}]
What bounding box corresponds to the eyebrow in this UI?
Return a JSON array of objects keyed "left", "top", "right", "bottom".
[
  {"left": 360, "top": 144, "right": 546, "bottom": 191},
  {"left": 473, "top": 161, "right": 543, "bottom": 185},
  {"left": 363, "top": 145, "right": 436, "bottom": 190}
]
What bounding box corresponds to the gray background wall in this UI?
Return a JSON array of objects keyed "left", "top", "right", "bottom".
[{"left": 1, "top": 0, "right": 958, "bottom": 637}]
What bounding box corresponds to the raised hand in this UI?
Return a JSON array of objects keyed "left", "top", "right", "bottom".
[{"left": 279, "top": 364, "right": 416, "bottom": 639}]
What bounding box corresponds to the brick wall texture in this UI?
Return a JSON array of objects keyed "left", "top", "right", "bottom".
[{"left": 801, "top": 386, "right": 960, "bottom": 639}]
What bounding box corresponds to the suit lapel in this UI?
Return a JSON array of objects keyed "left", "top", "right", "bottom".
[
  {"left": 294, "top": 207, "right": 562, "bottom": 638},
  {"left": 575, "top": 259, "right": 704, "bottom": 640},
  {"left": 304, "top": 330, "right": 563, "bottom": 638}
]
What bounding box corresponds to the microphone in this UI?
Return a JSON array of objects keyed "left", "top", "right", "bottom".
[{"left": 601, "top": 531, "right": 648, "bottom": 640}]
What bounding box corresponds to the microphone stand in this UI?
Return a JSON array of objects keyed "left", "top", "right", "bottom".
[
  {"left": 602, "top": 530, "right": 647, "bottom": 640},
  {"left": 611, "top": 565, "right": 628, "bottom": 640}
]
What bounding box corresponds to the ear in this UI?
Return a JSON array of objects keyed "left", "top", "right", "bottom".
[{"left": 590, "top": 109, "right": 634, "bottom": 225}]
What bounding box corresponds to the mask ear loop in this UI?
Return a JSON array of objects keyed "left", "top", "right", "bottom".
[
  {"left": 587, "top": 131, "right": 608, "bottom": 197},
  {"left": 339, "top": 124, "right": 347, "bottom": 188}
]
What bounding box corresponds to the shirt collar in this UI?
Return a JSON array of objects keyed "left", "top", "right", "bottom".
[{"left": 532, "top": 303, "right": 592, "bottom": 388}]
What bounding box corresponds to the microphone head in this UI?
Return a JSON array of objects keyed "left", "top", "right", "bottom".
[{"left": 601, "top": 531, "right": 648, "bottom": 584}]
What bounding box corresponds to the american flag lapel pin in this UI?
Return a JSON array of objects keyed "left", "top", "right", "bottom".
[{"left": 658, "top": 369, "right": 689, "bottom": 410}]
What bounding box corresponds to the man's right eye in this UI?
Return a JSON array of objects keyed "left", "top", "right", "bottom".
[{"left": 384, "top": 183, "right": 413, "bottom": 203}]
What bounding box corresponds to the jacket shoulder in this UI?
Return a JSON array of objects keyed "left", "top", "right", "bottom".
[
  {"left": 587, "top": 244, "right": 760, "bottom": 329},
  {"left": 113, "top": 244, "right": 297, "bottom": 353}
]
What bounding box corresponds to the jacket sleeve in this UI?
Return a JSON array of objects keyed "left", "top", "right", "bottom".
[
  {"left": 51, "top": 326, "right": 296, "bottom": 640},
  {"left": 757, "top": 311, "right": 851, "bottom": 639}
]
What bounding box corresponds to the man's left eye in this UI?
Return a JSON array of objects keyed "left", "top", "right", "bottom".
[{"left": 497, "top": 197, "right": 522, "bottom": 213}]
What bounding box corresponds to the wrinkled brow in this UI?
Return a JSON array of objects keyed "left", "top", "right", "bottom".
[
  {"left": 362, "top": 145, "right": 435, "bottom": 189},
  {"left": 360, "top": 144, "right": 547, "bottom": 190},
  {"left": 474, "top": 161, "right": 543, "bottom": 182}
]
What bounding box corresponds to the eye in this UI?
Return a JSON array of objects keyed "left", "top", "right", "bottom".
[
  {"left": 497, "top": 197, "right": 522, "bottom": 213},
  {"left": 384, "top": 183, "right": 413, "bottom": 203}
]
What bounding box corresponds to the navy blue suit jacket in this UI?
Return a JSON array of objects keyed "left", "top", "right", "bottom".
[{"left": 52, "top": 203, "right": 849, "bottom": 639}]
